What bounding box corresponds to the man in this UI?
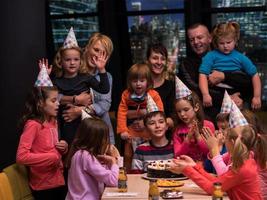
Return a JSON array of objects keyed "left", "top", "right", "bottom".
[{"left": 178, "top": 23, "right": 253, "bottom": 122}]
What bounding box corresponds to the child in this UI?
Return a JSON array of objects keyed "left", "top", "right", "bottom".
[
  {"left": 172, "top": 76, "right": 215, "bottom": 162},
  {"left": 65, "top": 118, "right": 119, "bottom": 200},
  {"left": 204, "top": 107, "right": 267, "bottom": 199},
  {"left": 132, "top": 111, "right": 174, "bottom": 172},
  {"left": 204, "top": 113, "right": 228, "bottom": 173},
  {"left": 199, "top": 21, "right": 261, "bottom": 110},
  {"left": 51, "top": 28, "right": 110, "bottom": 145},
  {"left": 16, "top": 68, "right": 68, "bottom": 200},
  {"left": 169, "top": 125, "right": 263, "bottom": 200},
  {"left": 117, "top": 63, "right": 164, "bottom": 170}
]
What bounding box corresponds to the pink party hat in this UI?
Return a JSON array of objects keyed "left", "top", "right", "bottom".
[
  {"left": 175, "top": 76, "right": 192, "bottom": 99},
  {"left": 34, "top": 64, "right": 53, "bottom": 87},
  {"left": 229, "top": 100, "right": 248, "bottom": 128},
  {"left": 146, "top": 94, "right": 159, "bottom": 113},
  {"left": 63, "top": 27, "right": 78, "bottom": 49},
  {"left": 220, "top": 90, "right": 232, "bottom": 113},
  {"left": 81, "top": 109, "right": 92, "bottom": 120}
]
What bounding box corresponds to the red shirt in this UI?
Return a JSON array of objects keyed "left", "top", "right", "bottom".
[
  {"left": 183, "top": 159, "right": 262, "bottom": 200},
  {"left": 16, "top": 120, "right": 65, "bottom": 190}
]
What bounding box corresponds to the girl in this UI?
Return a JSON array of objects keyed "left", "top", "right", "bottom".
[
  {"left": 16, "top": 86, "right": 68, "bottom": 200},
  {"left": 132, "top": 111, "right": 174, "bottom": 172},
  {"left": 117, "top": 63, "right": 164, "bottom": 170},
  {"left": 204, "top": 109, "right": 267, "bottom": 199},
  {"left": 65, "top": 118, "right": 119, "bottom": 200},
  {"left": 199, "top": 21, "right": 261, "bottom": 110},
  {"left": 169, "top": 125, "right": 264, "bottom": 200},
  {"left": 172, "top": 91, "right": 215, "bottom": 161},
  {"left": 51, "top": 28, "right": 110, "bottom": 145}
]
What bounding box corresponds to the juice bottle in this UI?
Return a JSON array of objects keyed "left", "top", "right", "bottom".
[
  {"left": 148, "top": 179, "right": 160, "bottom": 200},
  {"left": 212, "top": 182, "right": 223, "bottom": 200},
  {"left": 118, "top": 167, "right": 127, "bottom": 192}
]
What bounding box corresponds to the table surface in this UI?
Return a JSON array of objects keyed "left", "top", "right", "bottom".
[{"left": 101, "top": 174, "right": 229, "bottom": 200}]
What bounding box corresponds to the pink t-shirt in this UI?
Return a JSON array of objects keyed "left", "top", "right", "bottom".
[{"left": 173, "top": 120, "right": 215, "bottom": 161}]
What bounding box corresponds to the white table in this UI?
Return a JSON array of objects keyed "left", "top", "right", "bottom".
[{"left": 101, "top": 174, "right": 229, "bottom": 200}]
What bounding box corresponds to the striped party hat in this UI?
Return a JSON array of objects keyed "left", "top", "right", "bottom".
[
  {"left": 175, "top": 76, "right": 192, "bottom": 99},
  {"left": 34, "top": 64, "right": 53, "bottom": 87}
]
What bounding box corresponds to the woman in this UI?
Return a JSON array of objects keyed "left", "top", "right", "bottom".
[{"left": 146, "top": 43, "right": 175, "bottom": 127}]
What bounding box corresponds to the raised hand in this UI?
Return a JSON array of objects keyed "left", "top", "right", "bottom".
[
  {"left": 38, "top": 58, "right": 52, "bottom": 75},
  {"left": 201, "top": 127, "right": 220, "bottom": 158},
  {"left": 92, "top": 50, "right": 108, "bottom": 73}
]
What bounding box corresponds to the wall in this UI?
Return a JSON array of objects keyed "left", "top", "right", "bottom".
[{"left": 0, "top": 0, "right": 47, "bottom": 170}]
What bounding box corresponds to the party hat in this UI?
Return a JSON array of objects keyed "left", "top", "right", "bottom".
[
  {"left": 34, "top": 64, "right": 53, "bottom": 87},
  {"left": 81, "top": 109, "right": 92, "bottom": 120},
  {"left": 146, "top": 94, "right": 159, "bottom": 113},
  {"left": 229, "top": 100, "right": 248, "bottom": 128},
  {"left": 220, "top": 90, "right": 232, "bottom": 113},
  {"left": 63, "top": 27, "right": 78, "bottom": 49},
  {"left": 175, "top": 76, "right": 192, "bottom": 99}
]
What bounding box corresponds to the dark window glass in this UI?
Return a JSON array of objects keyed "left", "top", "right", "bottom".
[
  {"left": 51, "top": 17, "right": 99, "bottom": 49},
  {"left": 212, "top": 11, "right": 267, "bottom": 106},
  {"left": 126, "top": 0, "right": 184, "bottom": 11},
  {"left": 128, "top": 13, "right": 185, "bottom": 69},
  {"left": 49, "top": 0, "right": 97, "bottom": 15},
  {"left": 211, "top": 0, "right": 265, "bottom": 8}
]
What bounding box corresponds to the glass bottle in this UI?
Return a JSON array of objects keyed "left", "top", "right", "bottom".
[
  {"left": 118, "top": 167, "right": 128, "bottom": 192},
  {"left": 148, "top": 179, "right": 160, "bottom": 200},
  {"left": 212, "top": 182, "right": 223, "bottom": 200}
]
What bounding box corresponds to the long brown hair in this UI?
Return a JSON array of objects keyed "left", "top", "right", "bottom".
[
  {"left": 65, "top": 117, "right": 110, "bottom": 168},
  {"left": 18, "top": 86, "right": 58, "bottom": 132},
  {"left": 173, "top": 91, "right": 205, "bottom": 129}
]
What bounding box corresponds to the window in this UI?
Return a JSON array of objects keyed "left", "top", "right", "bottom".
[
  {"left": 126, "top": 0, "right": 185, "bottom": 67},
  {"left": 208, "top": 0, "right": 267, "bottom": 108},
  {"left": 49, "top": 0, "right": 99, "bottom": 50}
]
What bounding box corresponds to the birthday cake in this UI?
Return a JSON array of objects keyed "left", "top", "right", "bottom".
[{"left": 147, "top": 160, "right": 184, "bottom": 178}]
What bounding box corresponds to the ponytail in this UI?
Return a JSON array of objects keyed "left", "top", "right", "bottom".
[
  {"left": 254, "top": 134, "right": 267, "bottom": 169},
  {"left": 231, "top": 136, "right": 249, "bottom": 170},
  {"left": 229, "top": 126, "right": 256, "bottom": 171}
]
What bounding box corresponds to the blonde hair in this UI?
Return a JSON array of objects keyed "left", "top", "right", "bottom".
[
  {"left": 126, "top": 63, "right": 153, "bottom": 93},
  {"left": 82, "top": 33, "right": 113, "bottom": 74},
  {"left": 229, "top": 126, "right": 256, "bottom": 170},
  {"left": 212, "top": 21, "right": 240, "bottom": 49},
  {"left": 53, "top": 46, "right": 85, "bottom": 77}
]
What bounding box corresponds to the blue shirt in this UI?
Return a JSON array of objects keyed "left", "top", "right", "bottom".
[{"left": 199, "top": 49, "right": 257, "bottom": 76}]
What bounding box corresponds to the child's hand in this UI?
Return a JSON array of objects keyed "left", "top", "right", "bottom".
[
  {"left": 203, "top": 94, "right": 212, "bottom": 107},
  {"left": 251, "top": 96, "right": 261, "bottom": 110},
  {"left": 97, "top": 154, "right": 117, "bottom": 166},
  {"left": 39, "top": 58, "right": 52, "bottom": 75},
  {"left": 55, "top": 140, "right": 68, "bottom": 154},
  {"left": 75, "top": 92, "right": 92, "bottom": 106},
  {"left": 105, "top": 144, "right": 120, "bottom": 159},
  {"left": 201, "top": 127, "right": 220, "bottom": 158},
  {"left": 120, "top": 132, "right": 131, "bottom": 140},
  {"left": 92, "top": 51, "right": 108, "bottom": 73}
]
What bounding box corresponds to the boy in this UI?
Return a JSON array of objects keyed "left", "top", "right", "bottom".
[{"left": 131, "top": 111, "right": 174, "bottom": 172}]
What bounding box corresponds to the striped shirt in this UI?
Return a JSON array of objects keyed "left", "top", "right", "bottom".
[{"left": 131, "top": 140, "right": 174, "bottom": 172}]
